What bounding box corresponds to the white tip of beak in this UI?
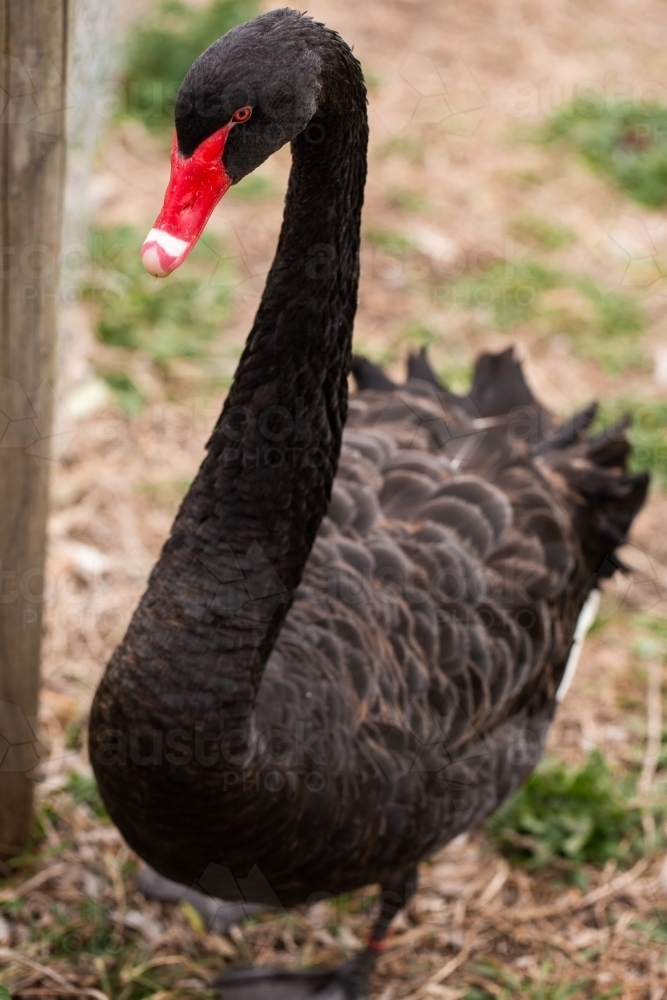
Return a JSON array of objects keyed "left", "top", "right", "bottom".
[
  {"left": 141, "top": 228, "right": 189, "bottom": 277},
  {"left": 141, "top": 243, "right": 171, "bottom": 278}
]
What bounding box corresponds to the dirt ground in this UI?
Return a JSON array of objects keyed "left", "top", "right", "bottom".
[{"left": 3, "top": 0, "right": 667, "bottom": 997}]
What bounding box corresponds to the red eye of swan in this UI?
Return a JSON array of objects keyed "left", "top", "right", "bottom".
[{"left": 232, "top": 106, "right": 252, "bottom": 123}]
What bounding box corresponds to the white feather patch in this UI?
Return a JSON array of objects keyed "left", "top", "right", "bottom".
[{"left": 556, "top": 589, "right": 601, "bottom": 702}]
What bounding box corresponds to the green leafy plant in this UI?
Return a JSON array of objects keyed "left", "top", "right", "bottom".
[
  {"left": 82, "top": 225, "right": 234, "bottom": 367},
  {"left": 450, "top": 259, "right": 645, "bottom": 373},
  {"left": 45, "top": 898, "right": 117, "bottom": 957},
  {"left": 102, "top": 370, "right": 146, "bottom": 415},
  {"left": 64, "top": 719, "right": 83, "bottom": 751},
  {"left": 66, "top": 772, "right": 109, "bottom": 820},
  {"left": 4, "top": 806, "right": 53, "bottom": 870},
  {"left": 123, "top": 0, "right": 259, "bottom": 129},
  {"left": 486, "top": 750, "right": 652, "bottom": 868},
  {"left": 544, "top": 96, "right": 667, "bottom": 207}
]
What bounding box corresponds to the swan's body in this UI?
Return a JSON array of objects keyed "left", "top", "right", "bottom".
[{"left": 89, "top": 9, "right": 647, "bottom": 995}]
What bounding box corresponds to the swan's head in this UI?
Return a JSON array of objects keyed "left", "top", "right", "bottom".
[{"left": 141, "top": 9, "right": 322, "bottom": 277}]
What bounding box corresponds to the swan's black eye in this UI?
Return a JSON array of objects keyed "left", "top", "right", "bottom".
[{"left": 232, "top": 106, "right": 253, "bottom": 123}]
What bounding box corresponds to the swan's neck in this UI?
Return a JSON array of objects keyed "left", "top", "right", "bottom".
[{"left": 115, "top": 46, "right": 367, "bottom": 732}]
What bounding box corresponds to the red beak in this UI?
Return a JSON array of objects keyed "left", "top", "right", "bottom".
[{"left": 141, "top": 126, "right": 233, "bottom": 277}]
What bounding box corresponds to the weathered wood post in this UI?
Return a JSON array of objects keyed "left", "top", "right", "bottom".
[{"left": 0, "top": 1, "right": 68, "bottom": 857}]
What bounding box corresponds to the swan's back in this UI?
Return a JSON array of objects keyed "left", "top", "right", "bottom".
[
  {"left": 250, "top": 348, "right": 647, "bottom": 899},
  {"left": 98, "top": 348, "right": 646, "bottom": 905}
]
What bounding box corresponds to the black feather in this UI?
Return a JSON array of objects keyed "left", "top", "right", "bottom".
[
  {"left": 89, "top": 15, "right": 649, "bottom": 991},
  {"left": 350, "top": 355, "right": 397, "bottom": 391},
  {"left": 407, "top": 347, "right": 444, "bottom": 388}
]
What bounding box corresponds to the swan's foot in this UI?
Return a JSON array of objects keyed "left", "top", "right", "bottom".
[
  {"left": 136, "top": 866, "right": 265, "bottom": 934},
  {"left": 215, "top": 868, "right": 418, "bottom": 1000},
  {"left": 215, "top": 952, "right": 374, "bottom": 1000}
]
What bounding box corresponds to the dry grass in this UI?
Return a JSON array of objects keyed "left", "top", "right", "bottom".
[
  {"left": 3, "top": 0, "right": 667, "bottom": 995},
  {"left": 1, "top": 767, "right": 667, "bottom": 999}
]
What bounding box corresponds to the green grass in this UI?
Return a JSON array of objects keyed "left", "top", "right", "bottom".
[
  {"left": 454, "top": 259, "right": 560, "bottom": 329},
  {"left": 361, "top": 65, "right": 382, "bottom": 91},
  {"left": 82, "top": 225, "right": 234, "bottom": 368},
  {"left": 463, "top": 960, "right": 601, "bottom": 1000},
  {"left": 633, "top": 614, "right": 667, "bottom": 643},
  {"left": 450, "top": 259, "right": 645, "bottom": 373},
  {"left": 228, "top": 173, "right": 275, "bottom": 201},
  {"left": 401, "top": 320, "right": 436, "bottom": 347},
  {"left": 352, "top": 342, "right": 398, "bottom": 369},
  {"left": 65, "top": 773, "right": 109, "bottom": 820},
  {"left": 387, "top": 187, "right": 428, "bottom": 212},
  {"left": 511, "top": 169, "right": 546, "bottom": 189},
  {"left": 137, "top": 475, "right": 193, "bottom": 513},
  {"left": 376, "top": 136, "right": 425, "bottom": 163},
  {"left": 64, "top": 719, "right": 84, "bottom": 751},
  {"left": 365, "top": 226, "right": 413, "bottom": 255},
  {"left": 3, "top": 806, "right": 56, "bottom": 871},
  {"left": 486, "top": 750, "right": 657, "bottom": 870},
  {"left": 544, "top": 96, "right": 667, "bottom": 207},
  {"left": 592, "top": 399, "right": 667, "bottom": 485},
  {"left": 509, "top": 214, "right": 575, "bottom": 251},
  {"left": 123, "top": 0, "right": 259, "bottom": 129},
  {"left": 437, "top": 357, "right": 473, "bottom": 394},
  {"left": 631, "top": 910, "right": 667, "bottom": 942},
  {"left": 102, "top": 370, "right": 146, "bottom": 416},
  {"left": 45, "top": 899, "right": 117, "bottom": 957}
]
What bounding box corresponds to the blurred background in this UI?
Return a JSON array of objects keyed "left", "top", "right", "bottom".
[{"left": 3, "top": 0, "right": 667, "bottom": 997}]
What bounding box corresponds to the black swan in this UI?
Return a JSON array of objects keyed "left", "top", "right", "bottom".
[{"left": 89, "top": 9, "right": 648, "bottom": 998}]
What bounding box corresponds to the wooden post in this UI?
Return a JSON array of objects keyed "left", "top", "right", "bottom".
[{"left": 0, "top": 1, "right": 68, "bottom": 858}]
